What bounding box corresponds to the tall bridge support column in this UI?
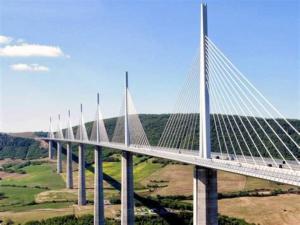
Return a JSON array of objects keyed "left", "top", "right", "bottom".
[
  {"left": 94, "top": 146, "right": 105, "bottom": 225},
  {"left": 66, "top": 142, "right": 73, "bottom": 189},
  {"left": 193, "top": 166, "right": 218, "bottom": 225},
  {"left": 121, "top": 151, "right": 134, "bottom": 225},
  {"left": 48, "top": 140, "right": 54, "bottom": 160},
  {"left": 78, "top": 143, "right": 86, "bottom": 206},
  {"left": 56, "top": 142, "right": 62, "bottom": 174}
]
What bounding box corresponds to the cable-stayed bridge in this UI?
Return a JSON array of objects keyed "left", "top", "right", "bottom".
[{"left": 40, "top": 4, "right": 299, "bottom": 225}]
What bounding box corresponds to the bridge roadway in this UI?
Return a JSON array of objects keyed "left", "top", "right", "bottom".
[{"left": 40, "top": 137, "right": 300, "bottom": 187}]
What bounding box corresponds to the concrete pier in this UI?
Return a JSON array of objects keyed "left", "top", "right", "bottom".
[
  {"left": 57, "top": 142, "right": 62, "bottom": 174},
  {"left": 78, "top": 143, "right": 86, "bottom": 206},
  {"left": 66, "top": 142, "right": 73, "bottom": 189},
  {"left": 94, "top": 146, "right": 105, "bottom": 225},
  {"left": 121, "top": 151, "right": 134, "bottom": 225},
  {"left": 48, "top": 140, "right": 54, "bottom": 160},
  {"left": 193, "top": 166, "right": 218, "bottom": 225}
]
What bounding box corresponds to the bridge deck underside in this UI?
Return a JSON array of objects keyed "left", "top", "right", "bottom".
[{"left": 41, "top": 138, "right": 300, "bottom": 187}]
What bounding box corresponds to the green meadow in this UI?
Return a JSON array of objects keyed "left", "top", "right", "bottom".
[
  {"left": 101, "top": 156, "right": 163, "bottom": 188},
  {"left": 0, "top": 163, "right": 66, "bottom": 212},
  {"left": 0, "top": 157, "right": 163, "bottom": 213}
]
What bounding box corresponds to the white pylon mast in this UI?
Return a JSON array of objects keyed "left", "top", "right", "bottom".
[
  {"left": 96, "top": 93, "right": 100, "bottom": 143},
  {"left": 80, "top": 104, "right": 83, "bottom": 140},
  {"left": 49, "top": 117, "right": 54, "bottom": 138},
  {"left": 58, "top": 114, "right": 63, "bottom": 139},
  {"left": 125, "top": 72, "right": 130, "bottom": 147},
  {"left": 199, "top": 3, "right": 210, "bottom": 159},
  {"left": 68, "top": 109, "right": 74, "bottom": 140}
]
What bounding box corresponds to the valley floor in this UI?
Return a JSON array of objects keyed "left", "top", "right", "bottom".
[
  {"left": 2, "top": 194, "right": 300, "bottom": 225},
  {"left": 0, "top": 158, "right": 299, "bottom": 225}
]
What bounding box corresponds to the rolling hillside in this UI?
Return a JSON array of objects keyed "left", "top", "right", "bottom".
[
  {"left": 1, "top": 114, "right": 299, "bottom": 163},
  {"left": 85, "top": 114, "right": 300, "bottom": 161},
  {"left": 0, "top": 133, "right": 47, "bottom": 160},
  {"left": 0, "top": 158, "right": 299, "bottom": 225}
]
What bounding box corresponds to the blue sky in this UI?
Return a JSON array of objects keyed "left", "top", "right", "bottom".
[{"left": 0, "top": 0, "right": 299, "bottom": 132}]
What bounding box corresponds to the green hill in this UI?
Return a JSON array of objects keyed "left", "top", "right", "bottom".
[
  {"left": 1, "top": 114, "right": 299, "bottom": 161},
  {"left": 0, "top": 133, "right": 47, "bottom": 160},
  {"left": 85, "top": 114, "right": 300, "bottom": 161}
]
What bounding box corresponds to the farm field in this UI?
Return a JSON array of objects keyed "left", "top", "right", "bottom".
[
  {"left": 0, "top": 161, "right": 66, "bottom": 212},
  {"left": 0, "top": 158, "right": 299, "bottom": 225},
  {"left": 219, "top": 194, "right": 300, "bottom": 225}
]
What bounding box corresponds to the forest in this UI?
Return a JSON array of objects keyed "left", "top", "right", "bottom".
[{"left": 0, "top": 114, "right": 299, "bottom": 161}]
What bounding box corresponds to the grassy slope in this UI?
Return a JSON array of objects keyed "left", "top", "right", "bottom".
[
  {"left": 102, "top": 159, "right": 163, "bottom": 188},
  {"left": 0, "top": 159, "right": 299, "bottom": 225},
  {"left": 0, "top": 158, "right": 163, "bottom": 224},
  {"left": 1, "top": 164, "right": 64, "bottom": 189},
  {"left": 0, "top": 162, "right": 65, "bottom": 212},
  {"left": 219, "top": 194, "right": 300, "bottom": 225}
]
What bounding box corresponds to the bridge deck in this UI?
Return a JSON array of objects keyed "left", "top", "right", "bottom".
[{"left": 40, "top": 137, "right": 300, "bottom": 187}]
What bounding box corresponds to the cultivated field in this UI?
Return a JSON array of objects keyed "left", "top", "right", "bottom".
[
  {"left": 219, "top": 194, "right": 300, "bottom": 225},
  {"left": 0, "top": 158, "right": 299, "bottom": 225}
]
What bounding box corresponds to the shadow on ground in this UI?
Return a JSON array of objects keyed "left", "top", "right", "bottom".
[{"left": 59, "top": 145, "right": 184, "bottom": 223}]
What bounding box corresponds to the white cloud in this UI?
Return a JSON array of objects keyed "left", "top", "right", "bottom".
[
  {"left": 0, "top": 43, "right": 65, "bottom": 57},
  {"left": 10, "top": 63, "right": 49, "bottom": 72},
  {"left": 0, "top": 35, "right": 12, "bottom": 44}
]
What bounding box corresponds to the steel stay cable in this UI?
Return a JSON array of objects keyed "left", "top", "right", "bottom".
[
  {"left": 208, "top": 50, "right": 268, "bottom": 166},
  {"left": 206, "top": 37, "right": 300, "bottom": 146},
  {"left": 162, "top": 54, "right": 200, "bottom": 148},
  {"left": 208, "top": 48, "right": 282, "bottom": 168},
  {"left": 158, "top": 52, "right": 200, "bottom": 148},
  {"left": 207, "top": 40, "right": 298, "bottom": 166},
  {"left": 206, "top": 51, "right": 258, "bottom": 165},
  {"left": 208, "top": 77, "right": 242, "bottom": 163}
]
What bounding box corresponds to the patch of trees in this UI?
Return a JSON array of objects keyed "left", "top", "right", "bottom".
[
  {"left": 0, "top": 192, "right": 6, "bottom": 200},
  {"left": 24, "top": 215, "right": 93, "bottom": 225},
  {"left": 145, "top": 187, "right": 300, "bottom": 203},
  {"left": 0, "top": 160, "right": 44, "bottom": 174},
  {"left": 147, "top": 180, "right": 170, "bottom": 191},
  {"left": 124, "top": 114, "right": 299, "bottom": 160},
  {"left": 219, "top": 188, "right": 300, "bottom": 199},
  {"left": 149, "top": 179, "right": 169, "bottom": 183},
  {"left": 209, "top": 116, "right": 300, "bottom": 160},
  {"left": 23, "top": 213, "right": 256, "bottom": 225},
  {"left": 152, "top": 158, "right": 188, "bottom": 166},
  {"left": 1, "top": 114, "right": 299, "bottom": 162},
  {"left": 85, "top": 114, "right": 300, "bottom": 162},
  {"left": 0, "top": 200, "right": 38, "bottom": 210},
  {"left": 0, "top": 133, "right": 47, "bottom": 160},
  {"left": 0, "top": 184, "right": 49, "bottom": 190},
  {"left": 134, "top": 195, "right": 192, "bottom": 211},
  {"left": 147, "top": 183, "right": 168, "bottom": 189},
  {"left": 218, "top": 215, "right": 256, "bottom": 225},
  {"left": 105, "top": 156, "right": 120, "bottom": 162}
]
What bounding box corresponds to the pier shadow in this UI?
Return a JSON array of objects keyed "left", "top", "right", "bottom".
[{"left": 59, "top": 145, "right": 183, "bottom": 223}]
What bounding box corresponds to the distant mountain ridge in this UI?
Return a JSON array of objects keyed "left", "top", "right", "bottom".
[
  {"left": 0, "top": 114, "right": 299, "bottom": 161},
  {"left": 87, "top": 114, "right": 300, "bottom": 160},
  {"left": 0, "top": 133, "right": 47, "bottom": 160}
]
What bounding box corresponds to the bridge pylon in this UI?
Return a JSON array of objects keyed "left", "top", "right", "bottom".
[
  {"left": 121, "top": 72, "right": 134, "bottom": 225},
  {"left": 48, "top": 117, "right": 54, "bottom": 160},
  {"left": 66, "top": 110, "right": 73, "bottom": 189},
  {"left": 78, "top": 104, "right": 87, "bottom": 206},
  {"left": 194, "top": 3, "right": 218, "bottom": 225},
  {"left": 199, "top": 4, "right": 210, "bottom": 159},
  {"left": 94, "top": 93, "right": 105, "bottom": 225},
  {"left": 56, "top": 114, "right": 62, "bottom": 174}
]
